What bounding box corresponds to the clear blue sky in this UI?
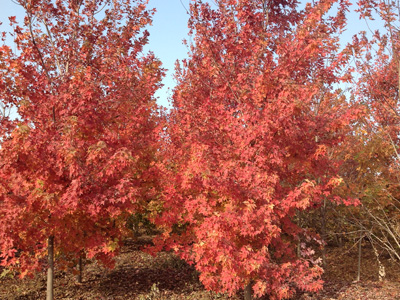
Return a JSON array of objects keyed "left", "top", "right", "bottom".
[
  {"left": 0, "top": 1, "right": 383, "bottom": 109},
  {"left": 145, "top": 0, "right": 194, "bottom": 108}
]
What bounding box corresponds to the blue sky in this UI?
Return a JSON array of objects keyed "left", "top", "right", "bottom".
[
  {"left": 0, "top": 0, "right": 383, "bottom": 109},
  {"left": 145, "top": 0, "right": 194, "bottom": 108}
]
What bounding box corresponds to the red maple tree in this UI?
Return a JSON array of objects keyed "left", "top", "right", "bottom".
[
  {"left": 0, "top": 0, "right": 163, "bottom": 296},
  {"left": 155, "top": 0, "right": 356, "bottom": 299}
]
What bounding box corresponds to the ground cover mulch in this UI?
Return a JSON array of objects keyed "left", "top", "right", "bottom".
[{"left": 1, "top": 237, "right": 400, "bottom": 299}]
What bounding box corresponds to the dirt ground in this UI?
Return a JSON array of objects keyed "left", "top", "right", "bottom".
[
  {"left": 1, "top": 237, "right": 400, "bottom": 300},
  {"left": 298, "top": 244, "right": 400, "bottom": 300}
]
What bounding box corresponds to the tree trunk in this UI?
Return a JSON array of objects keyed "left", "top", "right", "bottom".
[
  {"left": 321, "top": 198, "right": 327, "bottom": 269},
  {"left": 244, "top": 282, "right": 253, "bottom": 300},
  {"left": 356, "top": 231, "right": 362, "bottom": 282},
  {"left": 47, "top": 235, "right": 54, "bottom": 300},
  {"left": 77, "top": 255, "right": 83, "bottom": 283}
]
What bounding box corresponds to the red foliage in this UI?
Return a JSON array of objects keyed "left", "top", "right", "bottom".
[
  {"left": 0, "top": 0, "right": 163, "bottom": 275},
  {"left": 155, "top": 0, "right": 356, "bottom": 298}
]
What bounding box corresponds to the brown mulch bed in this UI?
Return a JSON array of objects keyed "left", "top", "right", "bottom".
[
  {"left": 1, "top": 237, "right": 400, "bottom": 299},
  {"left": 296, "top": 244, "right": 400, "bottom": 300}
]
